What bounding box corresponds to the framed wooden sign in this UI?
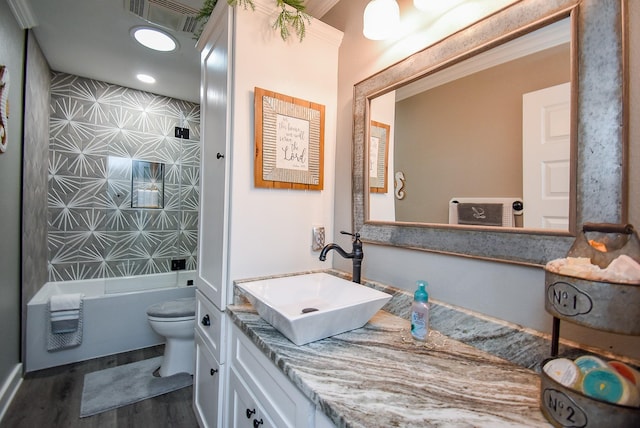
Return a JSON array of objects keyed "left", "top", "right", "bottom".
[
  {"left": 254, "top": 87, "right": 324, "bottom": 190},
  {"left": 369, "top": 120, "right": 390, "bottom": 193}
]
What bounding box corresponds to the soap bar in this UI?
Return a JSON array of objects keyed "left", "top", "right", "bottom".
[
  {"left": 582, "top": 368, "right": 640, "bottom": 407},
  {"left": 609, "top": 361, "right": 640, "bottom": 386},
  {"left": 543, "top": 358, "right": 581, "bottom": 389},
  {"left": 574, "top": 355, "right": 607, "bottom": 374}
]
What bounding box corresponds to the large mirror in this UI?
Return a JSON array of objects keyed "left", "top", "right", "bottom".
[
  {"left": 353, "top": 0, "right": 627, "bottom": 266},
  {"left": 370, "top": 19, "right": 572, "bottom": 229}
]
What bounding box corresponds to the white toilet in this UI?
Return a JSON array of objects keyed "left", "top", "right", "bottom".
[{"left": 146, "top": 297, "right": 196, "bottom": 377}]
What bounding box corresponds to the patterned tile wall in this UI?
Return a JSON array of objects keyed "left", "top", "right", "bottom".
[{"left": 47, "top": 72, "right": 200, "bottom": 281}]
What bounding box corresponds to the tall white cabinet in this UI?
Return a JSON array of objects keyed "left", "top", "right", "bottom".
[{"left": 194, "top": 2, "right": 343, "bottom": 427}]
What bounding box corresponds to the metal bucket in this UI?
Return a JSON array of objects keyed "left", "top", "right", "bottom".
[
  {"left": 544, "top": 223, "right": 640, "bottom": 335},
  {"left": 544, "top": 270, "right": 640, "bottom": 335},
  {"left": 540, "top": 358, "right": 640, "bottom": 427}
]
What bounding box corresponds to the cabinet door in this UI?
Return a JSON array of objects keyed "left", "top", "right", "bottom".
[
  {"left": 196, "top": 4, "right": 231, "bottom": 310},
  {"left": 196, "top": 290, "right": 226, "bottom": 364},
  {"left": 193, "top": 331, "right": 224, "bottom": 428},
  {"left": 229, "top": 323, "right": 315, "bottom": 427},
  {"left": 228, "top": 367, "right": 276, "bottom": 428}
]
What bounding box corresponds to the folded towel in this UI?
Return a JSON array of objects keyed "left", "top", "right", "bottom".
[
  {"left": 48, "top": 294, "right": 84, "bottom": 351},
  {"left": 51, "top": 318, "right": 79, "bottom": 334},
  {"left": 50, "top": 293, "right": 83, "bottom": 311},
  {"left": 457, "top": 203, "right": 503, "bottom": 226},
  {"left": 50, "top": 309, "right": 80, "bottom": 319}
]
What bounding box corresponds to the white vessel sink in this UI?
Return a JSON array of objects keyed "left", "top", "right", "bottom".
[{"left": 237, "top": 272, "right": 392, "bottom": 345}]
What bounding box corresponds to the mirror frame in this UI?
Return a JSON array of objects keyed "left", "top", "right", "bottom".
[{"left": 353, "top": 0, "right": 628, "bottom": 266}]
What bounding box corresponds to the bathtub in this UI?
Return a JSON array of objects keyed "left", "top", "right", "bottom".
[{"left": 26, "top": 271, "right": 196, "bottom": 372}]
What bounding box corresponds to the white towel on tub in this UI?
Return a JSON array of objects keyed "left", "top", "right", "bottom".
[{"left": 48, "top": 294, "right": 84, "bottom": 352}]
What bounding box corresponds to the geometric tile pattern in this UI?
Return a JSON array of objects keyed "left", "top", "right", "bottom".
[{"left": 47, "top": 72, "right": 200, "bottom": 281}]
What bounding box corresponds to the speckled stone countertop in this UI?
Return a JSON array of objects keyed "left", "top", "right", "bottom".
[{"left": 230, "top": 270, "right": 561, "bottom": 427}]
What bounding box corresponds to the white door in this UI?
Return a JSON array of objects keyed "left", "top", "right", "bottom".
[
  {"left": 197, "top": 11, "right": 230, "bottom": 310},
  {"left": 522, "top": 82, "right": 571, "bottom": 230}
]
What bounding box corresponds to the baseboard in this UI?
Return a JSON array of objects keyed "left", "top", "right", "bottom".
[{"left": 0, "top": 364, "right": 23, "bottom": 424}]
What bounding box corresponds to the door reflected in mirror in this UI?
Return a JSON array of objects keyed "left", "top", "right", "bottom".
[{"left": 368, "top": 18, "right": 572, "bottom": 231}]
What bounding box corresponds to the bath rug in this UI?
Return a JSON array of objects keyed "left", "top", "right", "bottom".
[{"left": 80, "top": 356, "right": 192, "bottom": 417}]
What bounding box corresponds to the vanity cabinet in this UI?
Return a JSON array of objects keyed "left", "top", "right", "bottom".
[{"left": 228, "top": 322, "right": 330, "bottom": 428}]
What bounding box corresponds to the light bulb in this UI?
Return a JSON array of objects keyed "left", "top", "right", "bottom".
[{"left": 363, "top": 0, "right": 400, "bottom": 40}]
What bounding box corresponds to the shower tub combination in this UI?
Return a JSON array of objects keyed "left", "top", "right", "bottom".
[{"left": 26, "top": 271, "right": 196, "bottom": 372}]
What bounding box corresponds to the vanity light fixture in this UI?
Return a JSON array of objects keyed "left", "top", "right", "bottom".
[
  {"left": 136, "top": 74, "right": 156, "bottom": 84},
  {"left": 363, "top": 0, "right": 400, "bottom": 40},
  {"left": 131, "top": 26, "right": 177, "bottom": 52}
]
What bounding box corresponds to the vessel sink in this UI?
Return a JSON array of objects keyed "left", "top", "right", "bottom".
[{"left": 237, "top": 272, "right": 392, "bottom": 345}]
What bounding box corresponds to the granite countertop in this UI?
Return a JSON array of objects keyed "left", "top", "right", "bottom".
[{"left": 229, "top": 272, "right": 555, "bottom": 427}]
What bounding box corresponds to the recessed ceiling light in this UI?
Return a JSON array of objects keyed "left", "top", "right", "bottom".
[
  {"left": 132, "top": 27, "right": 177, "bottom": 52},
  {"left": 137, "top": 74, "right": 156, "bottom": 84}
]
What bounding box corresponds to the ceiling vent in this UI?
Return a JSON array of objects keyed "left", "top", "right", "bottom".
[{"left": 126, "top": 0, "right": 200, "bottom": 33}]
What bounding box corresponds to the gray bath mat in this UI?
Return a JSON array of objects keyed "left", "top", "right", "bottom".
[{"left": 80, "top": 356, "right": 192, "bottom": 417}]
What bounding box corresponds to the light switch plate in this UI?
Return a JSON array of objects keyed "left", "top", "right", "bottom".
[{"left": 312, "top": 226, "right": 325, "bottom": 251}]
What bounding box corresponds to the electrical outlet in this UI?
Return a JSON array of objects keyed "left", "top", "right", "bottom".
[
  {"left": 312, "top": 226, "right": 325, "bottom": 251},
  {"left": 171, "top": 259, "right": 186, "bottom": 271},
  {"left": 174, "top": 126, "right": 190, "bottom": 139}
]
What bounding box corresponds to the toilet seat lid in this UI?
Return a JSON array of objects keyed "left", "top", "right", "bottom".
[{"left": 146, "top": 297, "right": 195, "bottom": 318}]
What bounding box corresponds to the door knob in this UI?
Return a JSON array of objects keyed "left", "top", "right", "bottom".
[{"left": 216, "top": 152, "right": 224, "bottom": 159}]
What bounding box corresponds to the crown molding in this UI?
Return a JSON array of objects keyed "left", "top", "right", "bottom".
[{"left": 7, "top": 0, "right": 37, "bottom": 29}]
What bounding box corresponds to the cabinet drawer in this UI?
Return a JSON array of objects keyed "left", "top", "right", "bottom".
[
  {"left": 196, "top": 290, "right": 226, "bottom": 364},
  {"left": 229, "top": 322, "right": 314, "bottom": 428},
  {"left": 228, "top": 367, "right": 277, "bottom": 428},
  {"left": 194, "top": 330, "right": 224, "bottom": 428}
]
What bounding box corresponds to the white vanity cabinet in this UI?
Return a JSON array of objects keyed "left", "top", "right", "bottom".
[{"left": 229, "top": 322, "right": 332, "bottom": 428}]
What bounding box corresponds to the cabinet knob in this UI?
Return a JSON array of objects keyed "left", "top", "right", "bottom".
[
  {"left": 216, "top": 152, "right": 225, "bottom": 159},
  {"left": 253, "top": 419, "right": 264, "bottom": 428},
  {"left": 201, "top": 314, "right": 210, "bottom": 326},
  {"left": 246, "top": 408, "right": 256, "bottom": 418},
  {"left": 210, "top": 368, "right": 218, "bottom": 376}
]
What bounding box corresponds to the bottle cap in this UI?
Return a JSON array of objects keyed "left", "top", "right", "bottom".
[{"left": 414, "top": 280, "right": 429, "bottom": 302}]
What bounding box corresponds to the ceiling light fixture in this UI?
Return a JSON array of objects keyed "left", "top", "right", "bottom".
[
  {"left": 132, "top": 27, "right": 177, "bottom": 52},
  {"left": 363, "top": 0, "right": 400, "bottom": 41},
  {"left": 136, "top": 74, "right": 156, "bottom": 84}
]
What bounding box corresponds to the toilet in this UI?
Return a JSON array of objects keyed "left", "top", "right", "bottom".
[{"left": 146, "top": 297, "right": 196, "bottom": 377}]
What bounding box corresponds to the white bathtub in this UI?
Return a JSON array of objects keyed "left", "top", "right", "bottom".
[{"left": 26, "top": 271, "right": 196, "bottom": 372}]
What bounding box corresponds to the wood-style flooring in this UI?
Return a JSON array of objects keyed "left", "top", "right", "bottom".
[{"left": 1, "top": 346, "right": 198, "bottom": 428}]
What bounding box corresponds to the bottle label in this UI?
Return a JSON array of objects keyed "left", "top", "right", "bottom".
[{"left": 411, "top": 311, "right": 427, "bottom": 340}]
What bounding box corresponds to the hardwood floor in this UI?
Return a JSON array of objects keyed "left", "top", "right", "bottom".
[{"left": 1, "top": 346, "right": 199, "bottom": 428}]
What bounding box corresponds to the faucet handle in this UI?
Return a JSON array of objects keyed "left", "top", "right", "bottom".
[{"left": 340, "top": 231, "right": 361, "bottom": 241}]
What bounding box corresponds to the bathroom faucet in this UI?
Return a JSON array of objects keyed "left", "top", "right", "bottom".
[{"left": 319, "top": 231, "right": 363, "bottom": 284}]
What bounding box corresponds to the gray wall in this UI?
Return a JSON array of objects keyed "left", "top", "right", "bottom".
[
  {"left": 22, "top": 33, "right": 51, "bottom": 314},
  {"left": 0, "top": 0, "right": 25, "bottom": 389},
  {"left": 47, "top": 73, "right": 200, "bottom": 281}
]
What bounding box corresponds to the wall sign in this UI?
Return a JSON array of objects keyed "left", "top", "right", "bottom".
[
  {"left": 254, "top": 87, "right": 324, "bottom": 190},
  {"left": 0, "top": 66, "right": 9, "bottom": 153}
]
